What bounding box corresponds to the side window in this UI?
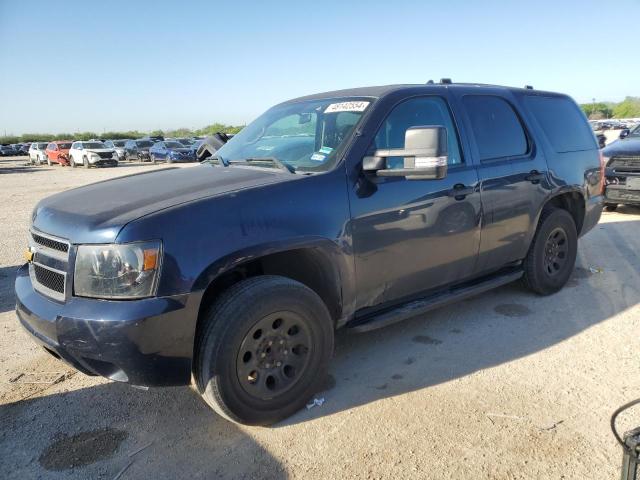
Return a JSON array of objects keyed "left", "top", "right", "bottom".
[
  {"left": 373, "top": 96, "right": 462, "bottom": 169},
  {"left": 524, "top": 96, "right": 596, "bottom": 153},
  {"left": 463, "top": 95, "right": 528, "bottom": 161}
]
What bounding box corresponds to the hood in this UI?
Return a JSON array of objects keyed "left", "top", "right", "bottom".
[
  {"left": 170, "top": 148, "right": 192, "bottom": 154},
  {"left": 603, "top": 137, "right": 640, "bottom": 157},
  {"left": 32, "top": 165, "right": 292, "bottom": 243}
]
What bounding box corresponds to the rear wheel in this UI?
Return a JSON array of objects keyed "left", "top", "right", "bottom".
[
  {"left": 69, "top": 155, "right": 76, "bottom": 168},
  {"left": 523, "top": 208, "right": 577, "bottom": 295},
  {"left": 195, "top": 276, "right": 334, "bottom": 426}
]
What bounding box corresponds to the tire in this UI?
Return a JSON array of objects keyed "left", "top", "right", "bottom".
[
  {"left": 83, "top": 156, "right": 90, "bottom": 168},
  {"left": 150, "top": 154, "right": 156, "bottom": 164},
  {"left": 46, "top": 157, "right": 51, "bottom": 166},
  {"left": 35, "top": 155, "right": 41, "bottom": 166},
  {"left": 70, "top": 155, "right": 76, "bottom": 168},
  {"left": 605, "top": 204, "right": 618, "bottom": 212},
  {"left": 523, "top": 208, "right": 577, "bottom": 295},
  {"left": 195, "top": 275, "right": 334, "bottom": 426}
]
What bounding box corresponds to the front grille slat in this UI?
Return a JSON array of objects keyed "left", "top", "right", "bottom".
[
  {"left": 33, "top": 264, "right": 65, "bottom": 294},
  {"left": 32, "top": 232, "right": 69, "bottom": 253},
  {"left": 97, "top": 151, "right": 114, "bottom": 159}
]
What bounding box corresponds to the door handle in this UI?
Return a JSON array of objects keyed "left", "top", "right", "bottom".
[
  {"left": 448, "top": 184, "right": 474, "bottom": 199},
  {"left": 525, "top": 170, "right": 545, "bottom": 183}
]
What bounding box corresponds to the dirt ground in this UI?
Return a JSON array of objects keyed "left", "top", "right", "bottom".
[{"left": 0, "top": 156, "right": 638, "bottom": 479}]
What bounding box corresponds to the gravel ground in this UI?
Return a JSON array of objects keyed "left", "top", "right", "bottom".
[{"left": 0, "top": 155, "right": 639, "bottom": 479}]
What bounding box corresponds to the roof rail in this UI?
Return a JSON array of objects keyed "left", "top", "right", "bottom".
[
  {"left": 440, "top": 78, "right": 452, "bottom": 84},
  {"left": 525, "top": 85, "right": 534, "bottom": 90}
]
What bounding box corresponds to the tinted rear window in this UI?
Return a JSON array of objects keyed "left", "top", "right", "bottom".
[
  {"left": 524, "top": 96, "right": 596, "bottom": 152},
  {"left": 463, "top": 95, "right": 528, "bottom": 161}
]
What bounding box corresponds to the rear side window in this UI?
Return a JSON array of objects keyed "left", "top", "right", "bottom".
[
  {"left": 463, "top": 95, "right": 528, "bottom": 161},
  {"left": 524, "top": 96, "right": 596, "bottom": 152}
]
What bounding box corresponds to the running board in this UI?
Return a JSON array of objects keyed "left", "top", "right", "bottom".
[{"left": 348, "top": 270, "right": 524, "bottom": 333}]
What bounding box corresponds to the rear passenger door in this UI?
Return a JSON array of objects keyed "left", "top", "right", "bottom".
[{"left": 450, "top": 91, "right": 551, "bottom": 274}]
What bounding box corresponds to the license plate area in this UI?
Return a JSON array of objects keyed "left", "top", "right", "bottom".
[{"left": 627, "top": 177, "right": 640, "bottom": 190}]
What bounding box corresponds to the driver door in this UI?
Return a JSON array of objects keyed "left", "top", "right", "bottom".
[{"left": 349, "top": 95, "right": 481, "bottom": 310}]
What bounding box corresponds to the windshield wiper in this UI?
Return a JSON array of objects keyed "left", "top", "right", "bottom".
[{"left": 230, "top": 157, "right": 295, "bottom": 174}]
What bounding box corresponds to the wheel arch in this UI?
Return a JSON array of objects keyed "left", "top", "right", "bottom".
[
  {"left": 535, "top": 188, "right": 586, "bottom": 236},
  {"left": 191, "top": 238, "right": 352, "bottom": 360}
]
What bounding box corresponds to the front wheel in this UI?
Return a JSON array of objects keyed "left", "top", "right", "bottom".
[
  {"left": 83, "top": 156, "right": 90, "bottom": 168},
  {"left": 604, "top": 204, "right": 618, "bottom": 212},
  {"left": 69, "top": 155, "right": 76, "bottom": 168},
  {"left": 195, "top": 276, "right": 334, "bottom": 426},
  {"left": 523, "top": 208, "right": 577, "bottom": 295}
]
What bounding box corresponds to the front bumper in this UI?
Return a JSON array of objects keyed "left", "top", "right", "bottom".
[
  {"left": 88, "top": 157, "right": 118, "bottom": 167},
  {"left": 14, "top": 264, "right": 200, "bottom": 386},
  {"left": 605, "top": 184, "right": 640, "bottom": 205}
]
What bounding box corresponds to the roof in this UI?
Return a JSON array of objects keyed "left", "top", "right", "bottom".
[{"left": 281, "top": 82, "right": 564, "bottom": 105}]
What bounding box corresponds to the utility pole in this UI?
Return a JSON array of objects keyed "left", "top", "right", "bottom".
[{"left": 592, "top": 98, "right": 596, "bottom": 118}]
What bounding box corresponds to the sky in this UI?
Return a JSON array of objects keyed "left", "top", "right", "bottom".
[{"left": 1, "top": 0, "right": 639, "bottom": 135}]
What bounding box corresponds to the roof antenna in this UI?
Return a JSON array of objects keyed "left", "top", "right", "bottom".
[
  {"left": 426, "top": 79, "right": 434, "bottom": 85},
  {"left": 440, "top": 78, "right": 452, "bottom": 84}
]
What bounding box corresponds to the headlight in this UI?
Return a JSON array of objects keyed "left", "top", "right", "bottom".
[
  {"left": 112, "top": 151, "right": 118, "bottom": 159},
  {"left": 74, "top": 241, "right": 162, "bottom": 299},
  {"left": 90, "top": 153, "right": 100, "bottom": 160}
]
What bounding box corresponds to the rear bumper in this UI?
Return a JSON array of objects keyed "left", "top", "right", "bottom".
[
  {"left": 580, "top": 194, "right": 604, "bottom": 237},
  {"left": 14, "top": 263, "right": 201, "bottom": 386}
]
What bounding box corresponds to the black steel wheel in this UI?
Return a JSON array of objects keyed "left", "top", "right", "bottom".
[
  {"left": 195, "top": 275, "right": 333, "bottom": 426},
  {"left": 236, "top": 311, "right": 312, "bottom": 400},
  {"left": 543, "top": 227, "right": 568, "bottom": 277},
  {"left": 523, "top": 208, "right": 577, "bottom": 295}
]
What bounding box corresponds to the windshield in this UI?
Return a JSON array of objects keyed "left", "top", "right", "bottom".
[
  {"left": 84, "top": 142, "right": 104, "bottom": 149},
  {"left": 629, "top": 124, "right": 640, "bottom": 137},
  {"left": 214, "top": 97, "right": 372, "bottom": 172},
  {"left": 58, "top": 143, "right": 72, "bottom": 149},
  {"left": 177, "top": 138, "right": 193, "bottom": 145},
  {"left": 136, "top": 140, "right": 153, "bottom": 148},
  {"left": 164, "top": 141, "right": 183, "bottom": 148},
  {"left": 113, "top": 140, "right": 126, "bottom": 147}
]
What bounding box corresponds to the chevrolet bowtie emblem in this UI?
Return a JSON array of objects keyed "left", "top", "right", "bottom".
[{"left": 24, "top": 249, "right": 34, "bottom": 262}]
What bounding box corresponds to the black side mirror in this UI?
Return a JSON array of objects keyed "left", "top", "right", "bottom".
[
  {"left": 363, "top": 126, "right": 448, "bottom": 180},
  {"left": 620, "top": 129, "right": 630, "bottom": 139}
]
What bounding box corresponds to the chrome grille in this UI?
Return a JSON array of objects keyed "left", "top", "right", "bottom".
[
  {"left": 29, "top": 229, "right": 70, "bottom": 301},
  {"left": 608, "top": 156, "right": 640, "bottom": 172}
]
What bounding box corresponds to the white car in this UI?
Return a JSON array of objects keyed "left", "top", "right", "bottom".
[
  {"left": 28, "top": 142, "right": 49, "bottom": 165},
  {"left": 68, "top": 141, "right": 118, "bottom": 168}
]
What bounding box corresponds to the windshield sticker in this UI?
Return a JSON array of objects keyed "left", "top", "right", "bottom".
[
  {"left": 310, "top": 153, "right": 326, "bottom": 162},
  {"left": 256, "top": 145, "right": 275, "bottom": 151},
  {"left": 319, "top": 146, "right": 333, "bottom": 155},
  {"left": 324, "top": 101, "right": 370, "bottom": 113}
]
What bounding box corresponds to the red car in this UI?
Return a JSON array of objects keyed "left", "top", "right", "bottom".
[{"left": 45, "top": 141, "right": 73, "bottom": 166}]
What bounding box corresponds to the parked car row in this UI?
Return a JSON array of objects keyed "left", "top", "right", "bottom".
[{"left": 0, "top": 143, "right": 30, "bottom": 156}]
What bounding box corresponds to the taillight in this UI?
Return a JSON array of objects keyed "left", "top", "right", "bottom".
[{"left": 599, "top": 151, "right": 608, "bottom": 194}]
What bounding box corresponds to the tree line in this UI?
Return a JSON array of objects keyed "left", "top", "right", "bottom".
[
  {"left": 0, "top": 123, "right": 244, "bottom": 145},
  {"left": 580, "top": 97, "right": 640, "bottom": 120}
]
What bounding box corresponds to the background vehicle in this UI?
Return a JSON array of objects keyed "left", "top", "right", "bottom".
[
  {"left": 0, "top": 145, "right": 18, "bottom": 156},
  {"left": 103, "top": 139, "right": 130, "bottom": 161},
  {"left": 69, "top": 141, "right": 118, "bottom": 168},
  {"left": 28, "top": 142, "right": 48, "bottom": 164},
  {"left": 149, "top": 140, "right": 196, "bottom": 163},
  {"left": 16, "top": 83, "right": 603, "bottom": 426},
  {"left": 44, "top": 141, "right": 72, "bottom": 166},
  {"left": 603, "top": 124, "right": 640, "bottom": 210},
  {"left": 123, "top": 139, "right": 154, "bottom": 161}
]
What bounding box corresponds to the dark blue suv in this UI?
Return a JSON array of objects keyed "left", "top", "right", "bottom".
[{"left": 15, "top": 82, "right": 603, "bottom": 425}]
